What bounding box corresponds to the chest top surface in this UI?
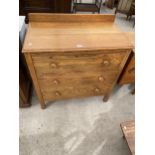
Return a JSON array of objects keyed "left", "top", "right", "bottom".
[{"left": 23, "top": 13, "right": 134, "bottom": 53}]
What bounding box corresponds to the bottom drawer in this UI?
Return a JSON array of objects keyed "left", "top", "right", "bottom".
[
  {"left": 39, "top": 72, "right": 118, "bottom": 101},
  {"left": 42, "top": 84, "right": 108, "bottom": 101}
]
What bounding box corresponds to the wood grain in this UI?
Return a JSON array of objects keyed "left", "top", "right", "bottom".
[
  {"left": 31, "top": 50, "right": 131, "bottom": 102},
  {"left": 118, "top": 32, "right": 135, "bottom": 84},
  {"left": 22, "top": 14, "right": 133, "bottom": 53},
  {"left": 32, "top": 52, "right": 126, "bottom": 77},
  {"left": 118, "top": 52, "right": 135, "bottom": 84},
  {"left": 43, "top": 83, "right": 109, "bottom": 101},
  {"left": 124, "top": 32, "right": 135, "bottom": 47},
  {"left": 24, "top": 53, "right": 46, "bottom": 109},
  {"left": 28, "top": 13, "right": 115, "bottom": 23},
  {"left": 23, "top": 32, "right": 133, "bottom": 53},
  {"left": 38, "top": 72, "right": 117, "bottom": 91},
  {"left": 121, "top": 121, "right": 135, "bottom": 155}
]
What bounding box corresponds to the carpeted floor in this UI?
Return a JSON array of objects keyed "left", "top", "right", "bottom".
[{"left": 20, "top": 6, "right": 135, "bottom": 155}]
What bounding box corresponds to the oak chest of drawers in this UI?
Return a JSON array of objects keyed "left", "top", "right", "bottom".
[{"left": 23, "top": 13, "right": 134, "bottom": 109}]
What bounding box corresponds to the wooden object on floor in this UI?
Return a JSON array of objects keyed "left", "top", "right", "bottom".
[
  {"left": 22, "top": 13, "right": 134, "bottom": 109},
  {"left": 105, "top": 0, "right": 118, "bottom": 9},
  {"left": 19, "top": 62, "right": 32, "bottom": 107},
  {"left": 19, "top": 38, "right": 32, "bottom": 108},
  {"left": 115, "top": 0, "right": 135, "bottom": 20},
  {"left": 73, "top": 0, "right": 102, "bottom": 13},
  {"left": 19, "top": 0, "right": 72, "bottom": 22},
  {"left": 120, "top": 120, "right": 135, "bottom": 155},
  {"left": 128, "top": 1, "right": 135, "bottom": 20}
]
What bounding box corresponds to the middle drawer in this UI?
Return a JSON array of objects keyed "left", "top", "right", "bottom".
[
  {"left": 38, "top": 71, "right": 118, "bottom": 90},
  {"left": 38, "top": 72, "right": 118, "bottom": 101}
]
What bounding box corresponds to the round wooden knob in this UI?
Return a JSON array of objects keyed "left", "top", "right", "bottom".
[
  {"left": 50, "top": 63, "right": 57, "bottom": 68},
  {"left": 98, "top": 76, "right": 104, "bottom": 82},
  {"left": 55, "top": 91, "right": 61, "bottom": 96},
  {"left": 53, "top": 80, "right": 59, "bottom": 85},
  {"left": 95, "top": 88, "right": 100, "bottom": 93},
  {"left": 103, "top": 60, "right": 109, "bottom": 66}
]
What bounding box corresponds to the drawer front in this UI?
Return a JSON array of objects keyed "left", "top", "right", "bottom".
[
  {"left": 32, "top": 52, "right": 126, "bottom": 77},
  {"left": 38, "top": 72, "right": 117, "bottom": 89},
  {"left": 32, "top": 51, "right": 128, "bottom": 100},
  {"left": 40, "top": 72, "right": 118, "bottom": 101},
  {"left": 42, "top": 84, "right": 107, "bottom": 101}
]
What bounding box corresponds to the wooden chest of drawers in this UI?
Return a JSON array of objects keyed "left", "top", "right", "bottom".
[{"left": 23, "top": 13, "right": 134, "bottom": 109}]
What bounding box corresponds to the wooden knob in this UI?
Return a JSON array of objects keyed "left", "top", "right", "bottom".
[
  {"left": 53, "top": 80, "right": 59, "bottom": 85},
  {"left": 103, "top": 60, "right": 109, "bottom": 66},
  {"left": 95, "top": 88, "right": 100, "bottom": 93},
  {"left": 98, "top": 76, "right": 104, "bottom": 82},
  {"left": 50, "top": 63, "right": 57, "bottom": 68},
  {"left": 55, "top": 91, "right": 61, "bottom": 96}
]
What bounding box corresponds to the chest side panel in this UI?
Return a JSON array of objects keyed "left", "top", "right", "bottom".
[{"left": 119, "top": 53, "right": 135, "bottom": 84}]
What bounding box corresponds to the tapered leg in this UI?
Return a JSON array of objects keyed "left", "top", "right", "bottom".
[
  {"left": 126, "top": 15, "right": 129, "bottom": 20},
  {"left": 41, "top": 104, "right": 46, "bottom": 109},
  {"left": 103, "top": 94, "right": 110, "bottom": 102},
  {"left": 131, "top": 88, "right": 135, "bottom": 95}
]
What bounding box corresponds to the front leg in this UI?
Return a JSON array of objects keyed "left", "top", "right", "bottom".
[
  {"left": 41, "top": 104, "right": 46, "bottom": 109},
  {"left": 103, "top": 94, "right": 110, "bottom": 102},
  {"left": 131, "top": 88, "right": 135, "bottom": 95}
]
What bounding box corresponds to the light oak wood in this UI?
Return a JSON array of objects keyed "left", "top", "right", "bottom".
[
  {"left": 28, "top": 13, "right": 115, "bottom": 23},
  {"left": 24, "top": 53, "right": 46, "bottom": 109},
  {"left": 124, "top": 32, "right": 135, "bottom": 47},
  {"left": 119, "top": 52, "right": 135, "bottom": 84},
  {"left": 22, "top": 14, "right": 133, "bottom": 108},
  {"left": 121, "top": 121, "right": 135, "bottom": 155},
  {"left": 118, "top": 33, "right": 135, "bottom": 85},
  {"left": 23, "top": 14, "right": 133, "bottom": 53},
  {"left": 32, "top": 52, "right": 126, "bottom": 76},
  {"left": 23, "top": 32, "right": 133, "bottom": 53}
]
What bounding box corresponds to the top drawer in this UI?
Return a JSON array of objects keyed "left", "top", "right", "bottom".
[{"left": 32, "top": 51, "right": 127, "bottom": 77}]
